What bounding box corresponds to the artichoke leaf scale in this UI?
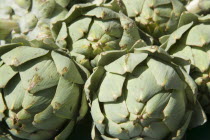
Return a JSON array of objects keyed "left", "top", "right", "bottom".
[
  {"left": 186, "top": 24, "right": 210, "bottom": 47},
  {"left": 84, "top": 7, "right": 120, "bottom": 20},
  {"left": 105, "top": 53, "right": 148, "bottom": 75},
  {"left": 19, "top": 57, "right": 59, "bottom": 94},
  {"left": 22, "top": 86, "right": 56, "bottom": 113},
  {"left": 20, "top": 122, "right": 38, "bottom": 133},
  {"left": 142, "top": 121, "right": 170, "bottom": 140},
  {"left": 72, "top": 39, "right": 93, "bottom": 59},
  {"left": 33, "top": 106, "right": 65, "bottom": 130},
  {"left": 0, "top": 46, "right": 50, "bottom": 67},
  {"left": 91, "top": 94, "right": 106, "bottom": 134},
  {"left": 154, "top": 7, "right": 172, "bottom": 19},
  {"left": 51, "top": 77, "right": 81, "bottom": 119},
  {"left": 68, "top": 17, "right": 92, "bottom": 42},
  {"left": 163, "top": 90, "right": 186, "bottom": 132},
  {"left": 191, "top": 47, "right": 209, "bottom": 73},
  {"left": 0, "top": 64, "right": 17, "bottom": 88},
  {"left": 152, "top": 0, "right": 171, "bottom": 6},
  {"left": 51, "top": 51, "right": 84, "bottom": 84},
  {"left": 170, "top": 44, "right": 195, "bottom": 65},
  {"left": 33, "top": 114, "right": 66, "bottom": 130},
  {"left": 31, "top": 0, "right": 56, "bottom": 19},
  {"left": 96, "top": 19, "right": 122, "bottom": 38},
  {"left": 4, "top": 75, "right": 25, "bottom": 111},
  {"left": 104, "top": 97, "right": 129, "bottom": 124},
  {"left": 87, "top": 19, "right": 107, "bottom": 42},
  {"left": 147, "top": 58, "right": 185, "bottom": 90},
  {"left": 106, "top": 119, "right": 130, "bottom": 140},
  {"left": 16, "top": 109, "right": 33, "bottom": 123},
  {"left": 54, "top": 120, "right": 75, "bottom": 140},
  {"left": 56, "top": 22, "right": 68, "bottom": 49},
  {"left": 98, "top": 72, "right": 125, "bottom": 102},
  {"left": 127, "top": 66, "right": 162, "bottom": 103},
  {"left": 119, "top": 121, "right": 143, "bottom": 138},
  {"left": 144, "top": 92, "right": 171, "bottom": 119},
  {"left": 9, "top": 128, "right": 30, "bottom": 140},
  {"left": 33, "top": 105, "right": 54, "bottom": 123},
  {"left": 126, "top": 91, "right": 145, "bottom": 115},
  {"left": 5, "top": 112, "right": 17, "bottom": 129},
  {"left": 120, "top": 0, "right": 144, "bottom": 17},
  {"left": 170, "top": 111, "right": 192, "bottom": 140},
  {"left": 165, "top": 22, "right": 193, "bottom": 51}
]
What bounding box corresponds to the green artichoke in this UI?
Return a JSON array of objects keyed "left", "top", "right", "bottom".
[
  {"left": 0, "top": 0, "right": 79, "bottom": 45},
  {"left": 85, "top": 46, "right": 206, "bottom": 140},
  {"left": 160, "top": 12, "right": 210, "bottom": 113},
  {"left": 0, "top": 42, "right": 89, "bottom": 140},
  {"left": 52, "top": 3, "right": 152, "bottom": 69},
  {"left": 117, "top": 0, "right": 188, "bottom": 39}
]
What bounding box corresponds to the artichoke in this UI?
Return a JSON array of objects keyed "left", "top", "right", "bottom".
[
  {"left": 92, "top": 0, "right": 210, "bottom": 39},
  {"left": 116, "top": 0, "right": 188, "bottom": 39},
  {"left": 160, "top": 13, "right": 210, "bottom": 113},
  {"left": 0, "top": 42, "right": 89, "bottom": 140},
  {"left": 85, "top": 46, "right": 206, "bottom": 140},
  {"left": 0, "top": 0, "right": 81, "bottom": 45},
  {"left": 52, "top": 3, "right": 152, "bottom": 69}
]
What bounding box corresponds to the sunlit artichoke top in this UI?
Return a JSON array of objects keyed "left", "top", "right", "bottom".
[
  {"left": 85, "top": 46, "right": 206, "bottom": 140},
  {"left": 160, "top": 12, "right": 210, "bottom": 113},
  {"left": 0, "top": 42, "right": 89, "bottom": 140},
  {"left": 118, "top": 0, "right": 187, "bottom": 38},
  {"left": 52, "top": 3, "right": 152, "bottom": 69}
]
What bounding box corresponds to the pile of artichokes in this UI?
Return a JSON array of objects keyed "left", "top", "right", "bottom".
[{"left": 0, "top": 0, "right": 209, "bottom": 140}]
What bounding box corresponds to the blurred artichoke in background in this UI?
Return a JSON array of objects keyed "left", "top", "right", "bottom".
[
  {"left": 160, "top": 12, "right": 210, "bottom": 113},
  {"left": 52, "top": 3, "right": 153, "bottom": 70},
  {"left": 85, "top": 46, "right": 206, "bottom": 140},
  {"left": 0, "top": 0, "right": 81, "bottom": 46},
  {"left": 0, "top": 41, "right": 89, "bottom": 140}
]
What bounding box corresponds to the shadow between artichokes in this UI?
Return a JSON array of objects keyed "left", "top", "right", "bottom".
[
  {"left": 0, "top": 41, "right": 90, "bottom": 140},
  {"left": 52, "top": 3, "right": 153, "bottom": 70},
  {"left": 85, "top": 46, "right": 206, "bottom": 140},
  {"left": 160, "top": 12, "right": 210, "bottom": 114}
]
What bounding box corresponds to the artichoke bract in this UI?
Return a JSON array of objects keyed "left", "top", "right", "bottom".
[
  {"left": 0, "top": 42, "right": 89, "bottom": 140},
  {"left": 52, "top": 3, "right": 152, "bottom": 69},
  {"left": 160, "top": 13, "right": 210, "bottom": 113},
  {"left": 85, "top": 46, "right": 206, "bottom": 140}
]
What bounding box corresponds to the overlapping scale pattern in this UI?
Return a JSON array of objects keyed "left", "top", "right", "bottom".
[
  {"left": 85, "top": 46, "right": 205, "bottom": 140},
  {"left": 0, "top": 43, "right": 89, "bottom": 140}
]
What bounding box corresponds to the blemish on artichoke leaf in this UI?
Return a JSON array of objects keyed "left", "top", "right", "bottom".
[
  {"left": 28, "top": 74, "right": 43, "bottom": 91},
  {"left": 60, "top": 67, "right": 68, "bottom": 75},
  {"left": 53, "top": 102, "right": 62, "bottom": 110},
  {"left": 11, "top": 58, "right": 20, "bottom": 66}
]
